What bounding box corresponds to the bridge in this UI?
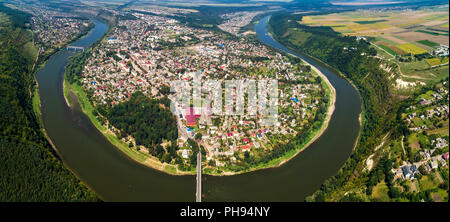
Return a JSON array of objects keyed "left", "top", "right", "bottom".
[
  {"left": 66, "top": 46, "right": 85, "bottom": 52},
  {"left": 196, "top": 152, "right": 202, "bottom": 202}
]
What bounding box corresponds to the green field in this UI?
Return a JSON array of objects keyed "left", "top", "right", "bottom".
[
  {"left": 427, "top": 28, "right": 449, "bottom": 33},
  {"left": 32, "top": 87, "right": 41, "bottom": 125},
  {"left": 399, "top": 59, "right": 449, "bottom": 84},
  {"left": 354, "top": 19, "right": 388, "bottom": 25},
  {"left": 419, "top": 175, "right": 440, "bottom": 190},
  {"left": 285, "top": 28, "right": 312, "bottom": 45},
  {"left": 417, "top": 30, "right": 449, "bottom": 36},
  {"left": 379, "top": 44, "right": 398, "bottom": 56},
  {"left": 425, "top": 57, "right": 449, "bottom": 66},
  {"left": 372, "top": 182, "right": 390, "bottom": 202},
  {"left": 431, "top": 189, "right": 448, "bottom": 202}
]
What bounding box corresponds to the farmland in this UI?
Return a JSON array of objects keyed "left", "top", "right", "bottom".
[
  {"left": 417, "top": 40, "right": 439, "bottom": 47},
  {"left": 425, "top": 57, "right": 449, "bottom": 66},
  {"left": 0, "top": 12, "right": 9, "bottom": 27},
  {"left": 300, "top": 6, "right": 449, "bottom": 46},
  {"left": 397, "top": 43, "right": 428, "bottom": 55}
]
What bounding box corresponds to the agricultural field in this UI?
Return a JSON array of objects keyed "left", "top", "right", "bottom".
[
  {"left": 425, "top": 57, "right": 449, "bottom": 66},
  {"left": 299, "top": 6, "right": 449, "bottom": 89},
  {"left": 397, "top": 43, "right": 428, "bottom": 55},
  {"left": 378, "top": 43, "right": 405, "bottom": 56},
  {"left": 0, "top": 12, "right": 9, "bottom": 27},
  {"left": 300, "top": 6, "right": 449, "bottom": 46},
  {"left": 417, "top": 40, "right": 439, "bottom": 47}
]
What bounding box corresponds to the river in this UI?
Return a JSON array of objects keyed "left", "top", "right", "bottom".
[{"left": 35, "top": 16, "right": 361, "bottom": 201}]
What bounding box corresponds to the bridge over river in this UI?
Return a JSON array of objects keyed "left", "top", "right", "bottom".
[{"left": 66, "top": 46, "right": 85, "bottom": 52}]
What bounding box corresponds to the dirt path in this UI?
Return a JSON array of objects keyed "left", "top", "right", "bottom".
[{"left": 401, "top": 135, "right": 406, "bottom": 155}]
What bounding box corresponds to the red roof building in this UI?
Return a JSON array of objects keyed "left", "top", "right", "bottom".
[
  {"left": 241, "top": 145, "right": 250, "bottom": 150},
  {"left": 185, "top": 107, "right": 201, "bottom": 126}
]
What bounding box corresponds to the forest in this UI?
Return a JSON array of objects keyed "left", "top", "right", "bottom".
[
  {"left": 270, "top": 13, "right": 402, "bottom": 201},
  {"left": 0, "top": 5, "right": 98, "bottom": 201},
  {"left": 105, "top": 92, "right": 178, "bottom": 154}
]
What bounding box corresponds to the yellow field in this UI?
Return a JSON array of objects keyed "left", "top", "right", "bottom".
[
  {"left": 302, "top": 16, "right": 313, "bottom": 21},
  {"left": 396, "top": 43, "right": 428, "bottom": 55},
  {"left": 332, "top": 26, "right": 350, "bottom": 32},
  {"left": 369, "top": 23, "right": 393, "bottom": 30},
  {"left": 347, "top": 24, "right": 372, "bottom": 32},
  {"left": 425, "top": 57, "right": 449, "bottom": 66}
]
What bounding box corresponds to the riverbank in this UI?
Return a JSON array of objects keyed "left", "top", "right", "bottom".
[
  {"left": 266, "top": 15, "right": 364, "bottom": 152},
  {"left": 32, "top": 19, "right": 96, "bottom": 126},
  {"left": 274, "top": 58, "right": 336, "bottom": 167},
  {"left": 30, "top": 21, "right": 103, "bottom": 200}
]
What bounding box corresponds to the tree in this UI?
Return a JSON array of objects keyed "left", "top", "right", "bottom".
[
  {"left": 388, "top": 187, "right": 401, "bottom": 198},
  {"left": 244, "top": 152, "right": 250, "bottom": 160},
  {"left": 162, "top": 153, "right": 172, "bottom": 163}
]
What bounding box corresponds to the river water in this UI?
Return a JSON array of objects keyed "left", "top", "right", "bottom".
[{"left": 35, "top": 16, "right": 361, "bottom": 201}]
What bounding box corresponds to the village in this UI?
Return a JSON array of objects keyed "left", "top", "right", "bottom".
[
  {"left": 77, "top": 12, "right": 329, "bottom": 171},
  {"left": 388, "top": 79, "right": 449, "bottom": 200},
  {"left": 18, "top": 3, "right": 94, "bottom": 59},
  {"left": 218, "top": 10, "right": 267, "bottom": 36}
]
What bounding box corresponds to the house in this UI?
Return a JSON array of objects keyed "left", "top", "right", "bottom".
[
  {"left": 241, "top": 145, "right": 251, "bottom": 152},
  {"left": 181, "top": 149, "right": 189, "bottom": 159},
  {"left": 401, "top": 165, "right": 411, "bottom": 179},
  {"left": 184, "top": 107, "right": 201, "bottom": 126},
  {"left": 430, "top": 159, "right": 438, "bottom": 169},
  {"left": 411, "top": 164, "right": 417, "bottom": 174}
]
